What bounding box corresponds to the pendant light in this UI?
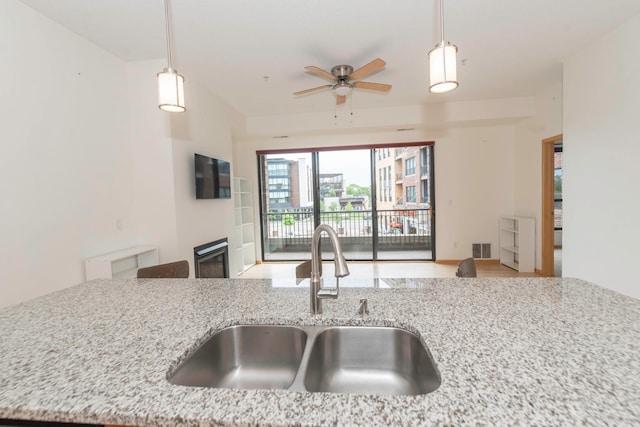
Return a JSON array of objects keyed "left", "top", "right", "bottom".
[
  {"left": 157, "top": 0, "right": 185, "bottom": 112},
  {"left": 428, "top": 0, "right": 458, "bottom": 94}
]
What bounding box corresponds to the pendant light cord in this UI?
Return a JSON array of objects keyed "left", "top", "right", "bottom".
[
  {"left": 439, "top": 0, "right": 445, "bottom": 42},
  {"left": 164, "top": 0, "right": 173, "bottom": 69}
]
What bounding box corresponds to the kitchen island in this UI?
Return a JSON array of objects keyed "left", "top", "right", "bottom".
[{"left": 0, "top": 277, "right": 639, "bottom": 426}]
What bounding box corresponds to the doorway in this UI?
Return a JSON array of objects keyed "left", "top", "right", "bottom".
[{"left": 541, "top": 134, "right": 563, "bottom": 277}]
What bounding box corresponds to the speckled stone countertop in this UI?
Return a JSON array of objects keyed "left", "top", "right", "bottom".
[{"left": 1, "top": 277, "right": 639, "bottom": 426}]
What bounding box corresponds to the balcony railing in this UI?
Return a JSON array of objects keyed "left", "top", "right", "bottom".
[{"left": 264, "top": 208, "right": 432, "bottom": 256}]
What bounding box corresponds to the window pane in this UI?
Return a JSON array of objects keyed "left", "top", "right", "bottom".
[
  {"left": 405, "top": 157, "right": 416, "bottom": 176},
  {"left": 406, "top": 186, "right": 416, "bottom": 203},
  {"left": 375, "top": 145, "right": 433, "bottom": 260},
  {"left": 318, "top": 149, "right": 372, "bottom": 260},
  {"left": 260, "top": 153, "right": 314, "bottom": 261}
]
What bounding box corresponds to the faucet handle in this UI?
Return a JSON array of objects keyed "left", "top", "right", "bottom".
[
  {"left": 317, "top": 277, "right": 340, "bottom": 299},
  {"left": 317, "top": 287, "right": 338, "bottom": 299}
]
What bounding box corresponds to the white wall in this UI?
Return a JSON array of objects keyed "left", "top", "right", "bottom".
[
  {"left": 563, "top": 13, "right": 640, "bottom": 299},
  {"left": 126, "top": 60, "right": 238, "bottom": 277},
  {"left": 121, "top": 58, "right": 238, "bottom": 277},
  {"left": 514, "top": 81, "right": 563, "bottom": 269},
  {"left": 0, "top": 1, "right": 136, "bottom": 308},
  {"left": 247, "top": 97, "right": 535, "bottom": 137},
  {"left": 0, "top": 1, "right": 240, "bottom": 308},
  {"left": 169, "top": 80, "right": 236, "bottom": 277},
  {"left": 434, "top": 126, "right": 516, "bottom": 260},
  {"left": 127, "top": 60, "right": 179, "bottom": 263}
]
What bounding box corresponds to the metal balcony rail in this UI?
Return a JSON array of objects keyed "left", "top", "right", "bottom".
[{"left": 264, "top": 208, "right": 432, "bottom": 255}]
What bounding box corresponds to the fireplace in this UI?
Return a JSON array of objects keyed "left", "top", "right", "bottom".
[{"left": 194, "top": 238, "right": 229, "bottom": 278}]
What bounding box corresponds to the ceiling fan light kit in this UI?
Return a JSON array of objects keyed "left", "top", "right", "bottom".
[
  {"left": 333, "top": 81, "right": 353, "bottom": 96},
  {"left": 429, "top": 0, "right": 459, "bottom": 94},
  {"left": 158, "top": 0, "right": 185, "bottom": 112}
]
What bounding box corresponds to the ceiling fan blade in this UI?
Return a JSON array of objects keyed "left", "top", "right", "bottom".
[
  {"left": 349, "top": 58, "right": 386, "bottom": 81},
  {"left": 293, "top": 85, "right": 332, "bottom": 96},
  {"left": 336, "top": 95, "right": 347, "bottom": 105},
  {"left": 304, "top": 66, "right": 335, "bottom": 82},
  {"left": 353, "top": 81, "right": 392, "bottom": 92}
]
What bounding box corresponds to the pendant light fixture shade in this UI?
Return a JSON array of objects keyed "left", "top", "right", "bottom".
[
  {"left": 429, "top": 0, "right": 458, "bottom": 94},
  {"left": 158, "top": 0, "right": 185, "bottom": 112},
  {"left": 429, "top": 41, "right": 458, "bottom": 93},
  {"left": 158, "top": 68, "right": 185, "bottom": 112}
]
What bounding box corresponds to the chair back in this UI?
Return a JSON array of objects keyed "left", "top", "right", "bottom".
[
  {"left": 456, "top": 257, "right": 477, "bottom": 277},
  {"left": 137, "top": 260, "right": 189, "bottom": 279}
]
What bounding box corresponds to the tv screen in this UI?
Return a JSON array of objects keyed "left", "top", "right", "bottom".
[{"left": 195, "top": 153, "right": 231, "bottom": 199}]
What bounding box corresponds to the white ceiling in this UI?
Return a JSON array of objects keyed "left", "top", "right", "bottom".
[{"left": 20, "top": 0, "right": 640, "bottom": 117}]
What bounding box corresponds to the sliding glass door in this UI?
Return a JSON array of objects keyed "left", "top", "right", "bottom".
[
  {"left": 374, "top": 145, "right": 434, "bottom": 260},
  {"left": 259, "top": 152, "right": 314, "bottom": 261},
  {"left": 317, "top": 149, "right": 373, "bottom": 260},
  {"left": 258, "top": 143, "right": 434, "bottom": 262}
]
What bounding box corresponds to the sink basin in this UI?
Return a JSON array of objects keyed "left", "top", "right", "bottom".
[
  {"left": 303, "top": 326, "right": 440, "bottom": 395},
  {"left": 168, "top": 324, "right": 440, "bottom": 396},
  {"left": 168, "top": 325, "right": 307, "bottom": 390}
]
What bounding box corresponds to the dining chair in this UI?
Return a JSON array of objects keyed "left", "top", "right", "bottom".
[{"left": 455, "top": 257, "right": 477, "bottom": 277}]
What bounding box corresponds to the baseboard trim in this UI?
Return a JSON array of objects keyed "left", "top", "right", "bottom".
[{"left": 435, "top": 259, "right": 500, "bottom": 265}]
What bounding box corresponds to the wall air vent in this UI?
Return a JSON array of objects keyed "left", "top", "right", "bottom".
[{"left": 472, "top": 243, "right": 491, "bottom": 258}]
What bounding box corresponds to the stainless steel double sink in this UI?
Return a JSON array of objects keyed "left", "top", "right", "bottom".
[{"left": 168, "top": 324, "right": 441, "bottom": 396}]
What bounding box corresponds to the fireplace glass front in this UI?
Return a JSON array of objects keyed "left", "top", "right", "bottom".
[{"left": 194, "top": 238, "right": 229, "bottom": 278}]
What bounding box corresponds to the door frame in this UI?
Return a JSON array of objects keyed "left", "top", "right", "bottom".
[{"left": 541, "top": 134, "right": 562, "bottom": 276}]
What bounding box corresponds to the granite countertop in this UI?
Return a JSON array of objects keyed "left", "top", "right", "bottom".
[{"left": 0, "top": 277, "right": 639, "bottom": 426}]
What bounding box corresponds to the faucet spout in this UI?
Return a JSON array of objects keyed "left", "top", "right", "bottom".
[{"left": 309, "top": 224, "right": 350, "bottom": 315}]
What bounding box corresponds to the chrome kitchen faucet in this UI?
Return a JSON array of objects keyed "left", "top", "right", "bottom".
[{"left": 306, "top": 224, "right": 350, "bottom": 315}]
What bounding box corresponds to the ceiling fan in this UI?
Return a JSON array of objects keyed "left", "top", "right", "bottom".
[{"left": 293, "top": 58, "right": 392, "bottom": 105}]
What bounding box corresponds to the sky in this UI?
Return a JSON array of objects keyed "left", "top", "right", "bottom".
[{"left": 270, "top": 149, "right": 372, "bottom": 188}]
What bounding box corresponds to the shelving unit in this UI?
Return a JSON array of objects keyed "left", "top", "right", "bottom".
[
  {"left": 499, "top": 216, "right": 535, "bottom": 272},
  {"left": 85, "top": 246, "right": 159, "bottom": 280},
  {"left": 234, "top": 177, "right": 256, "bottom": 275}
]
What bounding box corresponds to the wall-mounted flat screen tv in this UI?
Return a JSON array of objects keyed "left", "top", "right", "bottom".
[{"left": 195, "top": 153, "right": 231, "bottom": 199}]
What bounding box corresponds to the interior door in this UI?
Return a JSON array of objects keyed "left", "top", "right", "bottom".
[{"left": 541, "top": 134, "right": 563, "bottom": 276}]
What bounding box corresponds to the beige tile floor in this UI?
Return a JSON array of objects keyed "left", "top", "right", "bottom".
[{"left": 239, "top": 261, "right": 539, "bottom": 279}]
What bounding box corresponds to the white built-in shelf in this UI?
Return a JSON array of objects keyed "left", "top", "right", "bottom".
[
  {"left": 85, "top": 246, "right": 159, "bottom": 281},
  {"left": 499, "top": 216, "right": 535, "bottom": 273},
  {"left": 234, "top": 177, "right": 256, "bottom": 275}
]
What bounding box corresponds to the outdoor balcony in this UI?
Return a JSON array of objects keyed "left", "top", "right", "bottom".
[{"left": 263, "top": 208, "right": 432, "bottom": 261}]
